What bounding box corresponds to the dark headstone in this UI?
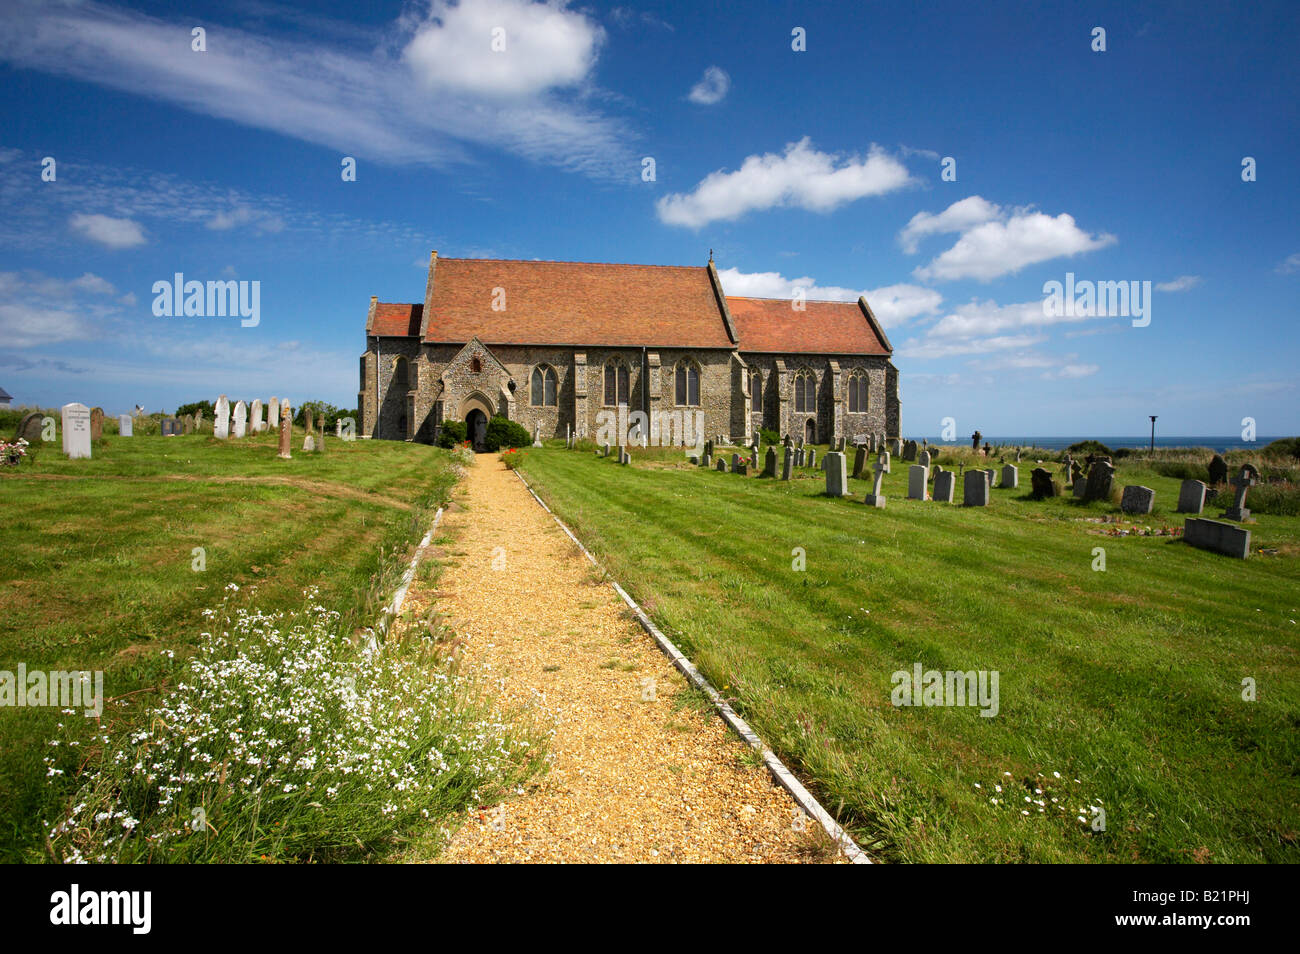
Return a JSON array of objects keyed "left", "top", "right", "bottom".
[
  {"left": 1030, "top": 467, "right": 1060, "bottom": 499},
  {"left": 1207, "top": 454, "right": 1229, "bottom": 485}
]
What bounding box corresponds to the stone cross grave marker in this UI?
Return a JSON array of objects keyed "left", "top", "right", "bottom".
[
  {"left": 1222, "top": 465, "right": 1258, "bottom": 521},
  {"left": 865, "top": 450, "right": 890, "bottom": 508},
  {"left": 61, "top": 403, "right": 91, "bottom": 459}
]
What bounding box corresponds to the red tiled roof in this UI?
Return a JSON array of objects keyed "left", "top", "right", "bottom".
[
  {"left": 421, "top": 258, "right": 734, "bottom": 349},
  {"left": 726, "top": 296, "right": 891, "bottom": 355},
  {"left": 371, "top": 302, "right": 423, "bottom": 337}
]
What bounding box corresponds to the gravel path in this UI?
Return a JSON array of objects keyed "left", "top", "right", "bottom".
[{"left": 424, "top": 453, "right": 836, "bottom": 864}]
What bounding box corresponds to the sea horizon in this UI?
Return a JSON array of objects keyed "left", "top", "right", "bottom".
[{"left": 914, "top": 436, "right": 1287, "bottom": 453}]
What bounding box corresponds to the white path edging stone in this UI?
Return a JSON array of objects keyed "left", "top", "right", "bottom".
[
  {"left": 368, "top": 507, "right": 444, "bottom": 652},
  {"left": 513, "top": 468, "right": 871, "bottom": 864}
]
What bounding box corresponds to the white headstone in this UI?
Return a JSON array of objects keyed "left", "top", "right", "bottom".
[
  {"left": 303, "top": 434, "right": 315, "bottom": 452},
  {"left": 118, "top": 414, "right": 133, "bottom": 437},
  {"left": 251, "top": 399, "right": 264, "bottom": 434},
  {"left": 268, "top": 397, "right": 280, "bottom": 435},
  {"left": 214, "top": 395, "right": 230, "bottom": 439},
  {"left": 233, "top": 400, "right": 247, "bottom": 438},
  {"left": 823, "top": 451, "right": 850, "bottom": 497},
  {"left": 335, "top": 419, "right": 342, "bottom": 438},
  {"left": 908, "top": 464, "right": 929, "bottom": 500},
  {"left": 61, "top": 403, "right": 91, "bottom": 459}
]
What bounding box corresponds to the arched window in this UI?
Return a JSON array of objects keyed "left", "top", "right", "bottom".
[
  {"left": 531, "top": 365, "right": 558, "bottom": 406},
  {"left": 604, "top": 358, "right": 629, "bottom": 406},
  {"left": 470, "top": 356, "right": 482, "bottom": 373},
  {"left": 847, "top": 371, "right": 868, "bottom": 413},
  {"left": 749, "top": 369, "right": 761, "bottom": 402},
  {"left": 793, "top": 370, "right": 816, "bottom": 413},
  {"left": 674, "top": 359, "right": 700, "bottom": 406}
]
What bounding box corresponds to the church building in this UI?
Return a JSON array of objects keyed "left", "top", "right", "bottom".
[{"left": 359, "top": 253, "right": 900, "bottom": 449}]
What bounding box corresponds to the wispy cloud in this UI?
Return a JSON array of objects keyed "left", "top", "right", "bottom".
[
  {"left": 1155, "top": 274, "right": 1202, "bottom": 292},
  {"left": 1276, "top": 252, "right": 1300, "bottom": 274},
  {"left": 657, "top": 138, "right": 915, "bottom": 228},
  {"left": 69, "top": 213, "right": 147, "bottom": 249},
  {"left": 687, "top": 66, "right": 730, "bottom": 105},
  {"left": 0, "top": 0, "right": 635, "bottom": 179},
  {"left": 716, "top": 267, "right": 941, "bottom": 327}
]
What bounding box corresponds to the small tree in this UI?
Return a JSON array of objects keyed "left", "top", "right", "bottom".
[{"left": 485, "top": 416, "right": 531, "bottom": 452}]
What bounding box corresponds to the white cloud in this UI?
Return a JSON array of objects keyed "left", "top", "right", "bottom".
[
  {"left": 69, "top": 213, "right": 147, "bottom": 249},
  {"left": 207, "top": 207, "right": 285, "bottom": 233},
  {"left": 897, "top": 333, "right": 1046, "bottom": 360},
  {"left": 687, "top": 66, "right": 730, "bottom": 105},
  {"left": 898, "top": 195, "right": 1001, "bottom": 254},
  {"left": 1155, "top": 274, "right": 1202, "bottom": 292},
  {"left": 657, "top": 138, "right": 914, "bottom": 228},
  {"left": 0, "top": 0, "right": 632, "bottom": 179},
  {"left": 1276, "top": 252, "right": 1300, "bottom": 274},
  {"left": 70, "top": 272, "right": 117, "bottom": 295},
  {"left": 716, "top": 267, "right": 941, "bottom": 327},
  {"left": 902, "top": 197, "right": 1116, "bottom": 282},
  {"left": 0, "top": 303, "right": 93, "bottom": 348},
  {"left": 403, "top": 0, "right": 603, "bottom": 98},
  {"left": 1046, "top": 363, "right": 1100, "bottom": 379}
]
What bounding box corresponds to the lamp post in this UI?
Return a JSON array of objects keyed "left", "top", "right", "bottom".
[{"left": 1149, "top": 415, "right": 1157, "bottom": 452}]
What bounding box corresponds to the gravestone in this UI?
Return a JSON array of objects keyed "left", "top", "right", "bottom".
[
  {"left": 715, "top": 458, "right": 727, "bottom": 472},
  {"left": 89, "top": 407, "right": 104, "bottom": 441},
  {"left": 1030, "top": 467, "right": 1059, "bottom": 499},
  {"left": 763, "top": 447, "right": 778, "bottom": 478},
  {"left": 336, "top": 419, "right": 343, "bottom": 439},
  {"left": 1207, "top": 454, "right": 1229, "bottom": 485},
  {"left": 1072, "top": 477, "right": 1087, "bottom": 498},
  {"left": 1083, "top": 460, "right": 1114, "bottom": 501},
  {"left": 852, "top": 445, "right": 867, "bottom": 479},
  {"left": 604, "top": 442, "right": 611, "bottom": 458},
  {"left": 963, "top": 470, "right": 989, "bottom": 507},
  {"left": 1120, "top": 485, "right": 1155, "bottom": 514},
  {"left": 731, "top": 453, "right": 741, "bottom": 471},
  {"left": 751, "top": 441, "right": 760, "bottom": 463},
  {"left": 933, "top": 469, "right": 956, "bottom": 503},
  {"left": 267, "top": 398, "right": 280, "bottom": 435},
  {"left": 836, "top": 437, "right": 846, "bottom": 452},
  {"left": 251, "top": 399, "right": 264, "bottom": 434},
  {"left": 889, "top": 438, "right": 903, "bottom": 456},
  {"left": 161, "top": 417, "right": 182, "bottom": 437},
  {"left": 303, "top": 434, "right": 315, "bottom": 452},
  {"left": 621, "top": 448, "right": 630, "bottom": 465},
  {"left": 908, "top": 464, "right": 929, "bottom": 500},
  {"left": 701, "top": 452, "right": 711, "bottom": 467},
  {"left": 1176, "top": 479, "right": 1207, "bottom": 515},
  {"left": 918, "top": 449, "right": 932, "bottom": 468},
  {"left": 794, "top": 447, "right": 804, "bottom": 467},
  {"left": 304, "top": 408, "right": 314, "bottom": 435},
  {"left": 194, "top": 409, "right": 203, "bottom": 432},
  {"left": 214, "top": 395, "right": 230, "bottom": 439},
  {"left": 865, "top": 450, "right": 890, "bottom": 508},
  {"left": 807, "top": 449, "right": 817, "bottom": 469},
  {"left": 1184, "top": 518, "right": 1251, "bottom": 559},
  {"left": 823, "top": 451, "right": 850, "bottom": 497},
  {"left": 17, "top": 412, "right": 43, "bottom": 442},
  {"left": 902, "top": 440, "right": 918, "bottom": 462},
  {"left": 781, "top": 447, "right": 793, "bottom": 481},
  {"left": 533, "top": 423, "right": 543, "bottom": 448},
  {"left": 61, "top": 403, "right": 91, "bottom": 459},
  {"left": 735, "top": 462, "right": 748, "bottom": 476},
  {"left": 233, "top": 401, "right": 247, "bottom": 438},
  {"left": 982, "top": 469, "right": 996, "bottom": 490},
  {"left": 118, "top": 414, "right": 133, "bottom": 437},
  {"left": 183, "top": 414, "right": 194, "bottom": 435},
  {"left": 277, "top": 403, "right": 292, "bottom": 459},
  {"left": 1221, "top": 465, "right": 1258, "bottom": 521},
  {"left": 1000, "top": 464, "right": 1018, "bottom": 490},
  {"left": 1061, "top": 455, "right": 1074, "bottom": 481}
]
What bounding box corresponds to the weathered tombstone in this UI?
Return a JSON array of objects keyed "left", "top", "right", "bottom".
[
  {"left": 852, "top": 444, "right": 867, "bottom": 479},
  {"left": 751, "top": 441, "right": 760, "bottom": 463},
  {"left": 1184, "top": 518, "right": 1251, "bottom": 559},
  {"left": 1207, "top": 454, "right": 1229, "bottom": 485},
  {"left": 89, "top": 407, "right": 104, "bottom": 441},
  {"left": 794, "top": 447, "right": 804, "bottom": 467},
  {"left": 982, "top": 469, "right": 996, "bottom": 490},
  {"left": 214, "top": 395, "right": 230, "bottom": 439},
  {"left": 731, "top": 452, "right": 741, "bottom": 471},
  {"left": 1120, "top": 485, "right": 1155, "bottom": 514},
  {"left": 304, "top": 407, "right": 314, "bottom": 435},
  {"left": 1000, "top": 464, "right": 1018, "bottom": 490},
  {"left": 117, "top": 414, "right": 133, "bottom": 437},
  {"left": 823, "top": 451, "right": 850, "bottom": 497},
  {"left": 701, "top": 452, "right": 711, "bottom": 467},
  {"left": 807, "top": 449, "right": 817, "bottom": 470},
  {"left": 865, "top": 450, "right": 890, "bottom": 508},
  {"left": 277, "top": 403, "right": 292, "bottom": 459},
  {"left": 603, "top": 442, "right": 611, "bottom": 458},
  {"left": 161, "top": 417, "right": 182, "bottom": 437},
  {"left": 17, "top": 412, "right": 43, "bottom": 442},
  {"left": 336, "top": 419, "right": 343, "bottom": 439},
  {"left": 933, "top": 469, "right": 956, "bottom": 503},
  {"left": 781, "top": 446, "right": 793, "bottom": 481},
  {"left": 233, "top": 401, "right": 247, "bottom": 438},
  {"left": 836, "top": 437, "right": 846, "bottom": 452},
  {"left": 533, "top": 423, "right": 543, "bottom": 448},
  {"left": 267, "top": 398, "right": 279, "bottom": 435},
  {"left": 908, "top": 464, "right": 929, "bottom": 500},
  {"left": 902, "top": 440, "right": 918, "bottom": 462},
  {"left": 1061, "top": 455, "right": 1074, "bottom": 481},
  {"left": 1030, "top": 467, "right": 1059, "bottom": 499},
  {"left": 964, "top": 470, "right": 990, "bottom": 507},
  {"left": 889, "top": 438, "right": 903, "bottom": 456},
  {"left": 715, "top": 457, "right": 727, "bottom": 472},
  {"left": 1083, "top": 460, "right": 1114, "bottom": 501},
  {"left": 61, "top": 403, "right": 91, "bottom": 459},
  {"left": 194, "top": 409, "right": 204, "bottom": 432},
  {"left": 1072, "top": 477, "right": 1087, "bottom": 498},
  {"left": 251, "top": 399, "right": 264, "bottom": 434},
  {"left": 183, "top": 414, "right": 194, "bottom": 435},
  {"left": 918, "top": 449, "right": 932, "bottom": 468},
  {"left": 621, "top": 448, "right": 630, "bottom": 465},
  {"left": 735, "top": 462, "right": 749, "bottom": 476},
  {"left": 303, "top": 434, "right": 315, "bottom": 452},
  {"left": 1221, "top": 465, "right": 1258, "bottom": 521},
  {"left": 763, "top": 447, "right": 778, "bottom": 478},
  {"left": 1177, "top": 479, "right": 1207, "bottom": 515}
]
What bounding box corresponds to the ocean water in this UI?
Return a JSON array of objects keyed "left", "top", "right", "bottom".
[{"left": 916, "top": 437, "right": 1284, "bottom": 454}]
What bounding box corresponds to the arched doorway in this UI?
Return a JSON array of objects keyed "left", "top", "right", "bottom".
[
  {"left": 804, "top": 418, "right": 816, "bottom": 445},
  {"left": 466, "top": 408, "right": 488, "bottom": 452}
]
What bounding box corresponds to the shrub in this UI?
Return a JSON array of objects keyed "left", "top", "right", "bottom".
[
  {"left": 485, "top": 416, "right": 531, "bottom": 452},
  {"left": 435, "top": 420, "right": 468, "bottom": 448},
  {"left": 44, "top": 592, "right": 543, "bottom": 863},
  {"left": 759, "top": 427, "right": 780, "bottom": 446},
  {"left": 1263, "top": 437, "right": 1300, "bottom": 460},
  {"left": 1067, "top": 440, "right": 1113, "bottom": 456}
]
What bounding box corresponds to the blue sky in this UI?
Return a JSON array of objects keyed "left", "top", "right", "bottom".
[{"left": 1, "top": 0, "right": 1297, "bottom": 436}]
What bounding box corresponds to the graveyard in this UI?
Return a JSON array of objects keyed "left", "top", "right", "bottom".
[{"left": 509, "top": 438, "right": 1300, "bottom": 863}]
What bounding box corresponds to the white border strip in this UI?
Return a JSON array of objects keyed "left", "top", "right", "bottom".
[
  {"left": 512, "top": 467, "right": 871, "bottom": 864},
  {"left": 369, "top": 506, "right": 444, "bottom": 651}
]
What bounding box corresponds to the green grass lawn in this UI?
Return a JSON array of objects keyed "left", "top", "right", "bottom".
[
  {"left": 0, "top": 428, "right": 462, "bottom": 861},
  {"left": 516, "top": 442, "right": 1300, "bottom": 863}
]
